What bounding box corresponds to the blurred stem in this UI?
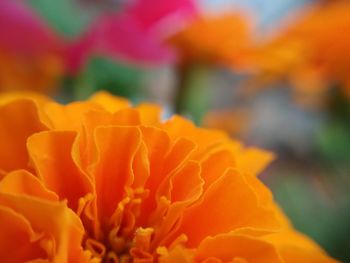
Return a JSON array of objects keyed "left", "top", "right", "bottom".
[
  {"left": 175, "top": 63, "right": 189, "bottom": 114},
  {"left": 327, "top": 85, "right": 350, "bottom": 121},
  {"left": 174, "top": 63, "right": 211, "bottom": 125},
  {"left": 55, "top": 76, "right": 78, "bottom": 104}
]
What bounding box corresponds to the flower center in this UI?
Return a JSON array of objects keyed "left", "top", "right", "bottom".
[
  {"left": 83, "top": 188, "right": 155, "bottom": 262},
  {"left": 85, "top": 227, "right": 154, "bottom": 263}
]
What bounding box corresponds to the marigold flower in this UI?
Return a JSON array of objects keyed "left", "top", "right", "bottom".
[
  {"left": 253, "top": 1, "right": 350, "bottom": 100},
  {"left": 0, "top": 92, "right": 337, "bottom": 262},
  {"left": 0, "top": 1, "right": 64, "bottom": 93},
  {"left": 169, "top": 14, "right": 253, "bottom": 70}
]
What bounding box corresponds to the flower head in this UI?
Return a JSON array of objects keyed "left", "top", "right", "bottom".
[
  {"left": 169, "top": 14, "right": 253, "bottom": 69},
  {"left": 0, "top": 92, "right": 337, "bottom": 262},
  {"left": 254, "top": 1, "right": 350, "bottom": 100},
  {"left": 0, "top": 0, "right": 64, "bottom": 92}
]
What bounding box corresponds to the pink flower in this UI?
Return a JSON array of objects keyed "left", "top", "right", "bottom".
[
  {"left": 0, "top": 0, "right": 64, "bottom": 92},
  {"left": 66, "top": 0, "right": 198, "bottom": 73},
  {"left": 0, "top": 0, "right": 61, "bottom": 55}
]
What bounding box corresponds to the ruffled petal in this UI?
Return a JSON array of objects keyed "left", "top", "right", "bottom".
[
  {"left": 0, "top": 170, "right": 58, "bottom": 201},
  {"left": 162, "top": 116, "right": 228, "bottom": 153},
  {"left": 43, "top": 101, "right": 102, "bottom": 131},
  {"left": 89, "top": 92, "right": 130, "bottom": 113},
  {"left": 200, "top": 149, "right": 236, "bottom": 190},
  {"left": 0, "top": 205, "right": 47, "bottom": 262},
  {"left": 195, "top": 232, "right": 283, "bottom": 263},
  {"left": 136, "top": 104, "right": 162, "bottom": 125},
  {"left": 176, "top": 169, "right": 279, "bottom": 247},
  {"left": 91, "top": 126, "right": 144, "bottom": 219},
  {"left": 27, "top": 131, "right": 92, "bottom": 211},
  {"left": 139, "top": 128, "right": 196, "bottom": 225},
  {"left": 79, "top": 109, "right": 142, "bottom": 172},
  {"left": 0, "top": 193, "right": 85, "bottom": 262},
  {"left": 235, "top": 148, "right": 275, "bottom": 176},
  {"left": 0, "top": 99, "right": 48, "bottom": 172},
  {"left": 152, "top": 161, "right": 203, "bottom": 247},
  {"left": 263, "top": 230, "right": 339, "bottom": 263},
  {"left": 158, "top": 245, "right": 193, "bottom": 263}
]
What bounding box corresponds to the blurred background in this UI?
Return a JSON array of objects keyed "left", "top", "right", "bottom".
[{"left": 1, "top": 0, "right": 349, "bottom": 261}]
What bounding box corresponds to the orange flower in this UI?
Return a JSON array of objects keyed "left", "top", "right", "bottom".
[
  {"left": 254, "top": 1, "right": 350, "bottom": 100},
  {"left": 169, "top": 14, "right": 252, "bottom": 70},
  {"left": 0, "top": 92, "right": 337, "bottom": 262},
  {"left": 203, "top": 108, "right": 250, "bottom": 137}
]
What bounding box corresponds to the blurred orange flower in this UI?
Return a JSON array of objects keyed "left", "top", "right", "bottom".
[
  {"left": 0, "top": 1, "right": 64, "bottom": 93},
  {"left": 169, "top": 14, "right": 253, "bottom": 70},
  {"left": 203, "top": 108, "right": 250, "bottom": 136},
  {"left": 0, "top": 92, "right": 337, "bottom": 262},
  {"left": 254, "top": 1, "right": 350, "bottom": 101}
]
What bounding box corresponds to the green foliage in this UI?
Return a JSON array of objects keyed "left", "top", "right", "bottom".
[
  {"left": 316, "top": 87, "right": 350, "bottom": 169},
  {"left": 27, "top": 0, "right": 94, "bottom": 37},
  {"left": 317, "top": 122, "right": 350, "bottom": 167},
  {"left": 73, "top": 57, "right": 143, "bottom": 102},
  {"left": 268, "top": 171, "right": 350, "bottom": 262}
]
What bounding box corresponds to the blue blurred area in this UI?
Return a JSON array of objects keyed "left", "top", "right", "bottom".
[{"left": 202, "top": 0, "right": 312, "bottom": 28}]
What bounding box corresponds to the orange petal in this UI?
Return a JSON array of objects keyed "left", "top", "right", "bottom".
[
  {"left": 0, "top": 193, "right": 85, "bottom": 262},
  {"left": 139, "top": 126, "right": 172, "bottom": 177},
  {"left": 162, "top": 138, "right": 196, "bottom": 177},
  {"left": 25, "top": 259, "right": 50, "bottom": 263},
  {"left": 139, "top": 131, "right": 196, "bottom": 225},
  {"left": 243, "top": 173, "right": 274, "bottom": 209},
  {"left": 162, "top": 116, "right": 228, "bottom": 153},
  {"left": 27, "top": 131, "right": 92, "bottom": 211},
  {"left": 147, "top": 129, "right": 195, "bottom": 178},
  {"left": 0, "top": 92, "right": 50, "bottom": 106},
  {"left": 82, "top": 108, "right": 143, "bottom": 130},
  {"left": 0, "top": 205, "right": 47, "bottom": 262},
  {"left": 136, "top": 103, "right": 162, "bottom": 125},
  {"left": 110, "top": 108, "right": 141, "bottom": 125},
  {"left": 231, "top": 258, "right": 248, "bottom": 263},
  {"left": 131, "top": 141, "right": 150, "bottom": 189},
  {"left": 0, "top": 99, "right": 48, "bottom": 172},
  {"left": 140, "top": 126, "right": 171, "bottom": 163},
  {"left": 81, "top": 109, "right": 141, "bottom": 140},
  {"left": 91, "top": 126, "right": 143, "bottom": 219},
  {"left": 263, "top": 230, "right": 339, "bottom": 263},
  {"left": 167, "top": 161, "right": 203, "bottom": 203},
  {"left": 235, "top": 147, "right": 275, "bottom": 176},
  {"left": 200, "top": 149, "right": 236, "bottom": 190},
  {"left": 152, "top": 161, "right": 203, "bottom": 247},
  {"left": 0, "top": 169, "right": 7, "bottom": 180},
  {"left": 195, "top": 232, "right": 283, "bottom": 263},
  {"left": 79, "top": 109, "right": 142, "bottom": 169},
  {"left": 0, "top": 170, "right": 58, "bottom": 201},
  {"left": 158, "top": 245, "right": 193, "bottom": 263},
  {"left": 176, "top": 169, "right": 279, "bottom": 247},
  {"left": 89, "top": 91, "right": 130, "bottom": 112},
  {"left": 43, "top": 101, "right": 102, "bottom": 131},
  {"left": 137, "top": 127, "right": 173, "bottom": 225}
]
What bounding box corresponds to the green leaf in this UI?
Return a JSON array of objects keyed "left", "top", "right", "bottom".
[{"left": 316, "top": 122, "right": 350, "bottom": 166}]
